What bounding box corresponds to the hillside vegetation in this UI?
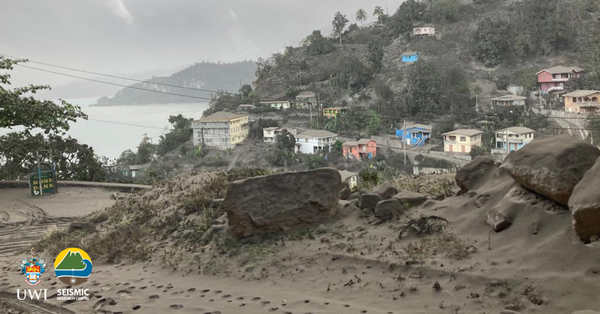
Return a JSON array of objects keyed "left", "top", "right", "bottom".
[{"left": 253, "top": 0, "right": 600, "bottom": 123}]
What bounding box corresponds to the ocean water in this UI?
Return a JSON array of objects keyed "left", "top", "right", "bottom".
[{"left": 1, "top": 98, "right": 210, "bottom": 159}]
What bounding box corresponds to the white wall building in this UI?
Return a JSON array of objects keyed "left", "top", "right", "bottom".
[
  {"left": 295, "top": 130, "right": 338, "bottom": 154},
  {"left": 413, "top": 27, "right": 435, "bottom": 36},
  {"left": 492, "top": 127, "right": 535, "bottom": 155},
  {"left": 263, "top": 127, "right": 298, "bottom": 143}
]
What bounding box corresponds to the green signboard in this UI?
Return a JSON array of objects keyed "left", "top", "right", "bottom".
[{"left": 29, "top": 170, "right": 57, "bottom": 196}]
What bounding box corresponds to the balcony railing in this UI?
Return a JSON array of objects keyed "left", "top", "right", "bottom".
[
  {"left": 551, "top": 77, "right": 569, "bottom": 82},
  {"left": 547, "top": 86, "right": 564, "bottom": 92},
  {"left": 496, "top": 138, "right": 526, "bottom": 144}
]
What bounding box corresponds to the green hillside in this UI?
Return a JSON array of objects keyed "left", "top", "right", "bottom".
[{"left": 55, "top": 251, "right": 86, "bottom": 270}]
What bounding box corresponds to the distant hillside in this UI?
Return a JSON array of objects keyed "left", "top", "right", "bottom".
[{"left": 97, "top": 61, "right": 256, "bottom": 105}]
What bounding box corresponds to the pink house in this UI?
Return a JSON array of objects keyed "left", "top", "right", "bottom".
[
  {"left": 537, "top": 66, "right": 585, "bottom": 93},
  {"left": 342, "top": 139, "right": 377, "bottom": 160}
]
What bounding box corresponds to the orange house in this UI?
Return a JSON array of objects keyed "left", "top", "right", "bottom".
[{"left": 342, "top": 139, "right": 377, "bottom": 160}]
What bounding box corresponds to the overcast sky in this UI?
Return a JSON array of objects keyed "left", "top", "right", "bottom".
[{"left": 2, "top": 0, "right": 404, "bottom": 87}]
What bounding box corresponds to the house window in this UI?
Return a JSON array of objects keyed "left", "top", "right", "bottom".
[
  {"left": 305, "top": 139, "right": 308, "bottom": 142},
  {"left": 460, "top": 136, "right": 466, "bottom": 142}
]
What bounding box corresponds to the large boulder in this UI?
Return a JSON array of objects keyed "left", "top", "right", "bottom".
[
  {"left": 359, "top": 193, "right": 383, "bottom": 210},
  {"left": 393, "top": 191, "right": 427, "bottom": 207},
  {"left": 569, "top": 158, "right": 600, "bottom": 242},
  {"left": 501, "top": 136, "right": 600, "bottom": 206},
  {"left": 224, "top": 168, "right": 341, "bottom": 238},
  {"left": 339, "top": 187, "right": 352, "bottom": 200},
  {"left": 455, "top": 157, "right": 497, "bottom": 192},
  {"left": 371, "top": 182, "right": 399, "bottom": 199},
  {"left": 374, "top": 199, "right": 405, "bottom": 221}
]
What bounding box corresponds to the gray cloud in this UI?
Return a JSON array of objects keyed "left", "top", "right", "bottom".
[{"left": 1, "top": 0, "right": 404, "bottom": 86}]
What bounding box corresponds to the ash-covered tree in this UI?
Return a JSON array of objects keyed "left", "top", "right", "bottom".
[
  {"left": 389, "top": 0, "right": 427, "bottom": 37},
  {"left": 356, "top": 9, "right": 367, "bottom": 25},
  {"left": 332, "top": 12, "right": 349, "bottom": 45},
  {"left": 156, "top": 114, "right": 193, "bottom": 156},
  {"left": 367, "top": 41, "right": 385, "bottom": 74},
  {"left": 373, "top": 6, "right": 386, "bottom": 24},
  {"left": 0, "top": 56, "right": 87, "bottom": 133},
  {"left": 403, "top": 60, "right": 443, "bottom": 119},
  {"left": 472, "top": 18, "right": 510, "bottom": 67},
  {"left": 136, "top": 135, "right": 156, "bottom": 164},
  {"left": 304, "top": 30, "right": 335, "bottom": 56},
  {"left": 268, "top": 129, "right": 297, "bottom": 167}
]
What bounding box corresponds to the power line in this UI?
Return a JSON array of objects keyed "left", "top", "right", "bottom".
[
  {"left": 0, "top": 53, "right": 235, "bottom": 95},
  {"left": 87, "top": 119, "right": 166, "bottom": 130}
]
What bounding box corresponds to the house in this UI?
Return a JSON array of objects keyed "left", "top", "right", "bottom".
[
  {"left": 442, "top": 129, "right": 483, "bottom": 154},
  {"left": 342, "top": 139, "right": 377, "bottom": 160},
  {"left": 323, "top": 107, "right": 347, "bottom": 118},
  {"left": 237, "top": 104, "right": 255, "bottom": 112},
  {"left": 263, "top": 127, "right": 298, "bottom": 143},
  {"left": 413, "top": 27, "right": 435, "bottom": 36},
  {"left": 492, "top": 127, "right": 535, "bottom": 155},
  {"left": 295, "top": 91, "right": 317, "bottom": 109},
  {"left": 192, "top": 111, "right": 249, "bottom": 150},
  {"left": 537, "top": 66, "right": 585, "bottom": 93},
  {"left": 259, "top": 99, "right": 291, "bottom": 110},
  {"left": 339, "top": 170, "right": 359, "bottom": 190},
  {"left": 401, "top": 52, "right": 419, "bottom": 63},
  {"left": 119, "top": 165, "right": 145, "bottom": 178},
  {"left": 396, "top": 123, "right": 433, "bottom": 146},
  {"left": 295, "top": 130, "right": 338, "bottom": 154},
  {"left": 563, "top": 90, "right": 600, "bottom": 114},
  {"left": 490, "top": 95, "right": 527, "bottom": 107}
]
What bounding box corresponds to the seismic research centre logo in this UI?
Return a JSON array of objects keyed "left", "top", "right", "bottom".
[{"left": 54, "top": 248, "right": 93, "bottom": 301}]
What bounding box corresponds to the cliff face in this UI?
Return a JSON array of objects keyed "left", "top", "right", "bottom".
[{"left": 97, "top": 61, "right": 256, "bottom": 105}]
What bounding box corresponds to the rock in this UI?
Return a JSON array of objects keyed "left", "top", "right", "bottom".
[
  {"left": 500, "top": 310, "right": 522, "bottom": 314},
  {"left": 475, "top": 194, "right": 491, "bottom": 208},
  {"left": 569, "top": 157, "right": 600, "bottom": 242},
  {"left": 224, "top": 168, "right": 341, "bottom": 238},
  {"left": 209, "top": 198, "right": 224, "bottom": 209},
  {"left": 200, "top": 224, "right": 227, "bottom": 242},
  {"left": 316, "top": 224, "right": 329, "bottom": 234},
  {"left": 455, "top": 157, "right": 497, "bottom": 192},
  {"left": 339, "top": 187, "right": 352, "bottom": 200},
  {"left": 571, "top": 311, "right": 600, "bottom": 314},
  {"left": 359, "top": 193, "right": 383, "bottom": 210},
  {"left": 69, "top": 222, "right": 96, "bottom": 233},
  {"left": 347, "top": 192, "right": 359, "bottom": 200},
  {"left": 374, "top": 199, "right": 405, "bottom": 221},
  {"left": 371, "top": 182, "right": 399, "bottom": 199},
  {"left": 393, "top": 191, "right": 427, "bottom": 207},
  {"left": 487, "top": 212, "right": 512, "bottom": 232},
  {"left": 501, "top": 136, "right": 600, "bottom": 206}
]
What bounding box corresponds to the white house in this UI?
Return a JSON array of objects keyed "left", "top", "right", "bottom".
[
  {"left": 492, "top": 127, "right": 535, "bottom": 155},
  {"left": 338, "top": 170, "right": 359, "bottom": 190},
  {"left": 490, "top": 95, "right": 527, "bottom": 107},
  {"left": 295, "top": 130, "right": 338, "bottom": 154},
  {"left": 259, "top": 99, "right": 291, "bottom": 110},
  {"left": 413, "top": 27, "right": 435, "bottom": 36},
  {"left": 263, "top": 127, "right": 298, "bottom": 143}
]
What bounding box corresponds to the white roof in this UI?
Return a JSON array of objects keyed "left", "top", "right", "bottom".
[
  {"left": 496, "top": 127, "right": 535, "bottom": 134},
  {"left": 563, "top": 90, "right": 600, "bottom": 98},
  {"left": 296, "top": 129, "right": 338, "bottom": 139},
  {"left": 443, "top": 129, "right": 483, "bottom": 136},
  {"left": 491, "top": 95, "right": 527, "bottom": 101}
]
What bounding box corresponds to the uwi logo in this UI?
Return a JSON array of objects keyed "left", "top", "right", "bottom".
[
  {"left": 54, "top": 248, "right": 93, "bottom": 285},
  {"left": 20, "top": 255, "right": 46, "bottom": 286}
]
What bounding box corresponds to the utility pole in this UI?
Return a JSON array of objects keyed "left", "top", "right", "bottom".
[
  {"left": 403, "top": 120, "right": 407, "bottom": 165},
  {"left": 309, "top": 103, "right": 313, "bottom": 126},
  {"left": 36, "top": 151, "right": 42, "bottom": 196},
  {"left": 317, "top": 92, "right": 321, "bottom": 128},
  {"left": 505, "top": 128, "right": 509, "bottom": 156}
]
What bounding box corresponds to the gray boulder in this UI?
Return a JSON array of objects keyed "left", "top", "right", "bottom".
[
  {"left": 224, "top": 168, "right": 341, "bottom": 238},
  {"left": 374, "top": 199, "right": 405, "bottom": 221},
  {"left": 487, "top": 212, "right": 512, "bottom": 232},
  {"left": 393, "top": 191, "right": 427, "bottom": 207},
  {"left": 371, "top": 182, "right": 399, "bottom": 199},
  {"left": 359, "top": 193, "right": 383, "bottom": 210},
  {"left": 455, "top": 157, "right": 497, "bottom": 192},
  {"left": 569, "top": 158, "right": 600, "bottom": 242},
  {"left": 339, "top": 187, "right": 352, "bottom": 200},
  {"left": 501, "top": 136, "right": 600, "bottom": 206}
]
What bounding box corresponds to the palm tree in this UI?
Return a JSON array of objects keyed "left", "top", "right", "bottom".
[
  {"left": 373, "top": 6, "right": 385, "bottom": 23},
  {"left": 356, "top": 9, "right": 367, "bottom": 26}
]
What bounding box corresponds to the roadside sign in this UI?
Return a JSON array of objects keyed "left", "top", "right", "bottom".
[{"left": 29, "top": 170, "right": 57, "bottom": 196}]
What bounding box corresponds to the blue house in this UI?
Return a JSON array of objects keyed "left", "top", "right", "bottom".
[
  {"left": 396, "top": 124, "right": 433, "bottom": 146},
  {"left": 401, "top": 52, "right": 419, "bottom": 63}
]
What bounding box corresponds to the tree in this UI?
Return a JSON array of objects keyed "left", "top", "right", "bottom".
[
  {"left": 0, "top": 57, "right": 87, "bottom": 134},
  {"left": 156, "top": 114, "right": 193, "bottom": 156},
  {"left": 373, "top": 6, "right": 386, "bottom": 23},
  {"left": 366, "top": 110, "right": 382, "bottom": 136},
  {"left": 0, "top": 132, "right": 107, "bottom": 181},
  {"left": 367, "top": 41, "right": 385, "bottom": 73},
  {"left": 239, "top": 84, "right": 253, "bottom": 98},
  {"left": 117, "top": 149, "right": 137, "bottom": 166},
  {"left": 332, "top": 12, "right": 349, "bottom": 46},
  {"left": 304, "top": 30, "right": 335, "bottom": 56},
  {"left": 356, "top": 9, "right": 367, "bottom": 25},
  {"left": 389, "top": 0, "right": 427, "bottom": 37},
  {"left": 306, "top": 154, "right": 326, "bottom": 170},
  {"left": 426, "top": 0, "right": 461, "bottom": 23},
  {"left": 472, "top": 18, "right": 510, "bottom": 67},
  {"left": 275, "top": 129, "right": 296, "bottom": 151},
  {"left": 404, "top": 60, "right": 443, "bottom": 118},
  {"left": 136, "top": 135, "right": 156, "bottom": 164},
  {"left": 333, "top": 139, "right": 343, "bottom": 152}
]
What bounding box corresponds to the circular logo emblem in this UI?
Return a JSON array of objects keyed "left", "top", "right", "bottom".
[{"left": 54, "top": 248, "right": 93, "bottom": 285}]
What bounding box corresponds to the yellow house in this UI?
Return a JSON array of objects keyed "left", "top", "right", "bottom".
[
  {"left": 323, "top": 107, "right": 347, "bottom": 118},
  {"left": 192, "top": 111, "right": 249, "bottom": 150},
  {"left": 563, "top": 90, "right": 600, "bottom": 113},
  {"left": 442, "top": 129, "right": 483, "bottom": 154}
]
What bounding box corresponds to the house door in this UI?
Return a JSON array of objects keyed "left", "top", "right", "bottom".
[{"left": 461, "top": 145, "right": 466, "bottom": 153}]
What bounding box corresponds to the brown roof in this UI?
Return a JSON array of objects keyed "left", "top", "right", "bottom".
[
  {"left": 199, "top": 111, "right": 246, "bottom": 122},
  {"left": 537, "top": 66, "right": 585, "bottom": 74},
  {"left": 402, "top": 51, "right": 418, "bottom": 56},
  {"left": 563, "top": 90, "right": 600, "bottom": 98},
  {"left": 404, "top": 123, "right": 433, "bottom": 131},
  {"left": 296, "top": 129, "right": 338, "bottom": 139},
  {"left": 491, "top": 95, "right": 527, "bottom": 101},
  {"left": 496, "top": 127, "right": 535, "bottom": 134},
  {"left": 296, "top": 91, "right": 316, "bottom": 99},
  {"left": 442, "top": 129, "right": 483, "bottom": 136}
]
